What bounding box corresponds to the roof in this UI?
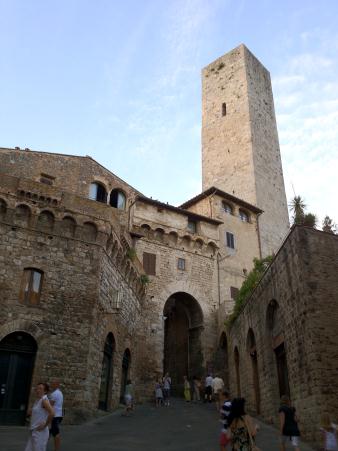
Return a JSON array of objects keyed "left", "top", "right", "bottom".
[
  {"left": 136, "top": 195, "right": 223, "bottom": 226},
  {"left": 179, "top": 187, "right": 263, "bottom": 214}
]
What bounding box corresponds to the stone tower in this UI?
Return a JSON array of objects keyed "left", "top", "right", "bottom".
[{"left": 202, "top": 44, "right": 289, "bottom": 256}]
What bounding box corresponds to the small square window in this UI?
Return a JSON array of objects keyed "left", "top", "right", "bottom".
[
  {"left": 177, "top": 258, "right": 186, "bottom": 271},
  {"left": 40, "top": 173, "right": 55, "bottom": 185},
  {"left": 226, "top": 232, "right": 235, "bottom": 249},
  {"left": 187, "top": 220, "right": 197, "bottom": 234}
]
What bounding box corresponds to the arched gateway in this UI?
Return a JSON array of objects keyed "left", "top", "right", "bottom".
[
  {"left": 0, "top": 332, "right": 37, "bottom": 425},
  {"left": 163, "top": 292, "right": 204, "bottom": 389}
]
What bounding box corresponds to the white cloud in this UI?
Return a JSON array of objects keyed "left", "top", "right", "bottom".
[{"left": 274, "top": 30, "right": 338, "bottom": 225}]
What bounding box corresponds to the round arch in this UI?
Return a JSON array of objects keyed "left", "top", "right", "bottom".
[
  {"left": 246, "top": 328, "right": 261, "bottom": 414},
  {"left": 0, "top": 332, "right": 37, "bottom": 425},
  {"left": 163, "top": 292, "right": 204, "bottom": 389},
  {"left": 120, "top": 348, "right": 131, "bottom": 403},
  {"left": 98, "top": 333, "right": 116, "bottom": 411},
  {"left": 214, "top": 332, "right": 229, "bottom": 387}
]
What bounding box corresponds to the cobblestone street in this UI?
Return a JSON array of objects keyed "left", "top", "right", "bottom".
[{"left": 0, "top": 399, "right": 315, "bottom": 451}]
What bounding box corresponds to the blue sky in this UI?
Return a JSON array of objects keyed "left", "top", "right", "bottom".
[{"left": 1, "top": 0, "right": 337, "bottom": 225}]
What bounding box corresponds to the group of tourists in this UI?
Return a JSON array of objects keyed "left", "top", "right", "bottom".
[
  {"left": 24, "top": 380, "right": 63, "bottom": 451},
  {"left": 218, "top": 391, "right": 338, "bottom": 451},
  {"left": 153, "top": 373, "right": 172, "bottom": 407}
]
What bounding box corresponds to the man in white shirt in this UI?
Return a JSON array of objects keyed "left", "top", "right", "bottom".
[
  {"left": 49, "top": 380, "right": 63, "bottom": 451},
  {"left": 212, "top": 374, "right": 224, "bottom": 410}
]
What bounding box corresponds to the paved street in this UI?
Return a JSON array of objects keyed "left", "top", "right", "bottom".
[{"left": 0, "top": 399, "right": 315, "bottom": 451}]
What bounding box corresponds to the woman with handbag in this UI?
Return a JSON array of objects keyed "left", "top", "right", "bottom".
[{"left": 228, "top": 397, "right": 260, "bottom": 451}]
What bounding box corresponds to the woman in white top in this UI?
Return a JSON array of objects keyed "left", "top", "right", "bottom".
[
  {"left": 320, "top": 413, "right": 338, "bottom": 451},
  {"left": 25, "top": 382, "right": 54, "bottom": 451}
]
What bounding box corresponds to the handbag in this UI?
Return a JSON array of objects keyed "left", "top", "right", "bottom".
[{"left": 243, "top": 416, "right": 261, "bottom": 451}]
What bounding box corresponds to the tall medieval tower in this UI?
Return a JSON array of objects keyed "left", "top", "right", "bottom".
[{"left": 202, "top": 44, "right": 289, "bottom": 256}]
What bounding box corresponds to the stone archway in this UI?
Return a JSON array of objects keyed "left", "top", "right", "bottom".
[
  {"left": 120, "top": 349, "right": 131, "bottom": 403},
  {"left": 0, "top": 332, "right": 37, "bottom": 425},
  {"left": 214, "top": 332, "right": 229, "bottom": 387},
  {"left": 98, "top": 333, "right": 115, "bottom": 411},
  {"left": 247, "top": 328, "right": 261, "bottom": 414},
  {"left": 163, "top": 292, "right": 204, "bottom": 390}
]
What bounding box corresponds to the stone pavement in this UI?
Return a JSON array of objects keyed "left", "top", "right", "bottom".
[{"left": 0, "top": 399, "right": 316, "bottom": 451}]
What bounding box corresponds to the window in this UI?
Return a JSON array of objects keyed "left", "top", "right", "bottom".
[
  {"left": 226, "top": 232, "right": 235, "bottom": 249},
  {"left": 222, "top": 202, "right": 233, "bottom": 214},
  {"left": 230, "top": 286, "right": 239, "bottom": 300},
  {"left": 177, "top": 258, "right": 186, "bottom": 271},
  {"left": 143, "top": 252, "right": 156, "bottom": 276},
  {"left": 19, "top": 269, "right": 43, "bottom": 305},
  {"left": 239, "top": 210, "right": 249, "bottom": 222},
  {"left": 222, "top": 102, "right": 227, "bottom": 116},
  {"left": 187, "top": 220, "right": 197, "bottom": 234},
  {"left": 89, "top": 183, "right": 107, "bottom": 203},
  {"left": 110, "top": 189, "right": 126, "bottom": 210},
  {"left": 40, "top": 173, "right": 55, "bottom": 185}
]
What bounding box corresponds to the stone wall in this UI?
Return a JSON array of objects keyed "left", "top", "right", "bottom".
[
  {"left": 0, "top": 147, "right": 139, "bottom": 208},
  {"left": 0, "top": 177, "right": 146, "bottom": 421},
  {"left": 222, "top": 226, "right": 338, "bottom": 446}
]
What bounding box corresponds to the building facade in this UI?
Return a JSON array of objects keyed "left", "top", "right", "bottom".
[{"left": 0, "top": 44, "right": 335, "bottom": 448}]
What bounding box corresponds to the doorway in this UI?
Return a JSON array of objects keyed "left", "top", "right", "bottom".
[
  {"left": 98, "top": 333, "right": 115, "bottom": 410},
  {"left": 163, "top": 292, "right": 204, "bottom": 391},
  {"left": 120, "top": 349, "right": 131, "bottom": 403},
  {"left": 0, "top": 332, "right": 37, "bottom": 425}
]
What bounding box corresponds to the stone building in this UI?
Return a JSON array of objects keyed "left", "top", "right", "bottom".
[
  {"left": 0, "top": 43, "right": 336, "bottom": 447},
  {"left": 221, "top": 226, "right": 338, "bottom": 444}
]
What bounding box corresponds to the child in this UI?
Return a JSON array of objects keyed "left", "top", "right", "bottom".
[
  {"left": 155, "top": 380, "right": 163, "bottom": 407},
  {"left": 219, "top": 390, "right": 232, "bottom": 451},
  {"left": 320, "top": 413, "right": 338, "bottom": 451}
]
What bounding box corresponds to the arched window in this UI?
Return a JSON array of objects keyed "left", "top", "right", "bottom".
[
  {"left": 37, "top": 210, "right": 55, "bottom": 232},
  {"left": 89, "top": 182, "right": 107, "bottom": 203},
  {"left": 110, "top": 189, "right": 126, "bottom": 210},
  {"left": 0, "top": 198, "right": 7, "bottom": 218},
  {"left": 19, "top": 268, "right": 44, "bottom": 305},
  {"left": 222, "top": 202, "right": 233, "bottom": 215},
  {"left": 239, "top": 209, "right": 249, "bottom": 222}
]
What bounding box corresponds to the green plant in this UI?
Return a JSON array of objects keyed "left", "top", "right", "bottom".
[
  {"left": 226, "top": 255, "right": 273, "bottom": 327},
  {"left": 140, "top": 274, "right": 150, "bottom": 285},
  {"left": 127, "top": 248, "right": 137, "bottom": 260}
]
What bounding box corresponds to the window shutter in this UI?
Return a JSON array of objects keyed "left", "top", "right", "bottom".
[{"left": 143, "top": 252, "right": 156, "bottom": 275}]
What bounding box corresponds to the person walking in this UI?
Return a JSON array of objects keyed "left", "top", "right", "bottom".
[
  {"left": 219, "top": 390, "right": 232, "bottom": 451},
  {"left": 155, "top": 380, "right": 163, "bottom": 407},
  {"left": 212, "top": 374, "right": 225, "bottom": 410},
  {"left": 279, "top": 395, "right": 301, "bottom": 451},
  {"left": 192, "top": 376, "right": 201, "bottom": 402},
  {"left": 204, "top": 374, "right": 213, "bottom": 403},
  {"left": 49, "top": 380, "right": 63, "bottom": 451},
  {"left": 24, "top": 382, "right": 54, "bottom": 451},
  {"left": 228, "top": 397, "right": 257, "bottom": 451},
  {"left": 183, "top": 375, "right": 191, "bottom": 402},
  {"left": 123, "top": 380, "right": 134, "bottom": 416},
  {"left": 320, "top": 413, "right": 338, "bottom": 451},
  {"left": 163, "top": 373, "right": 171, "bottom": 407}
]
